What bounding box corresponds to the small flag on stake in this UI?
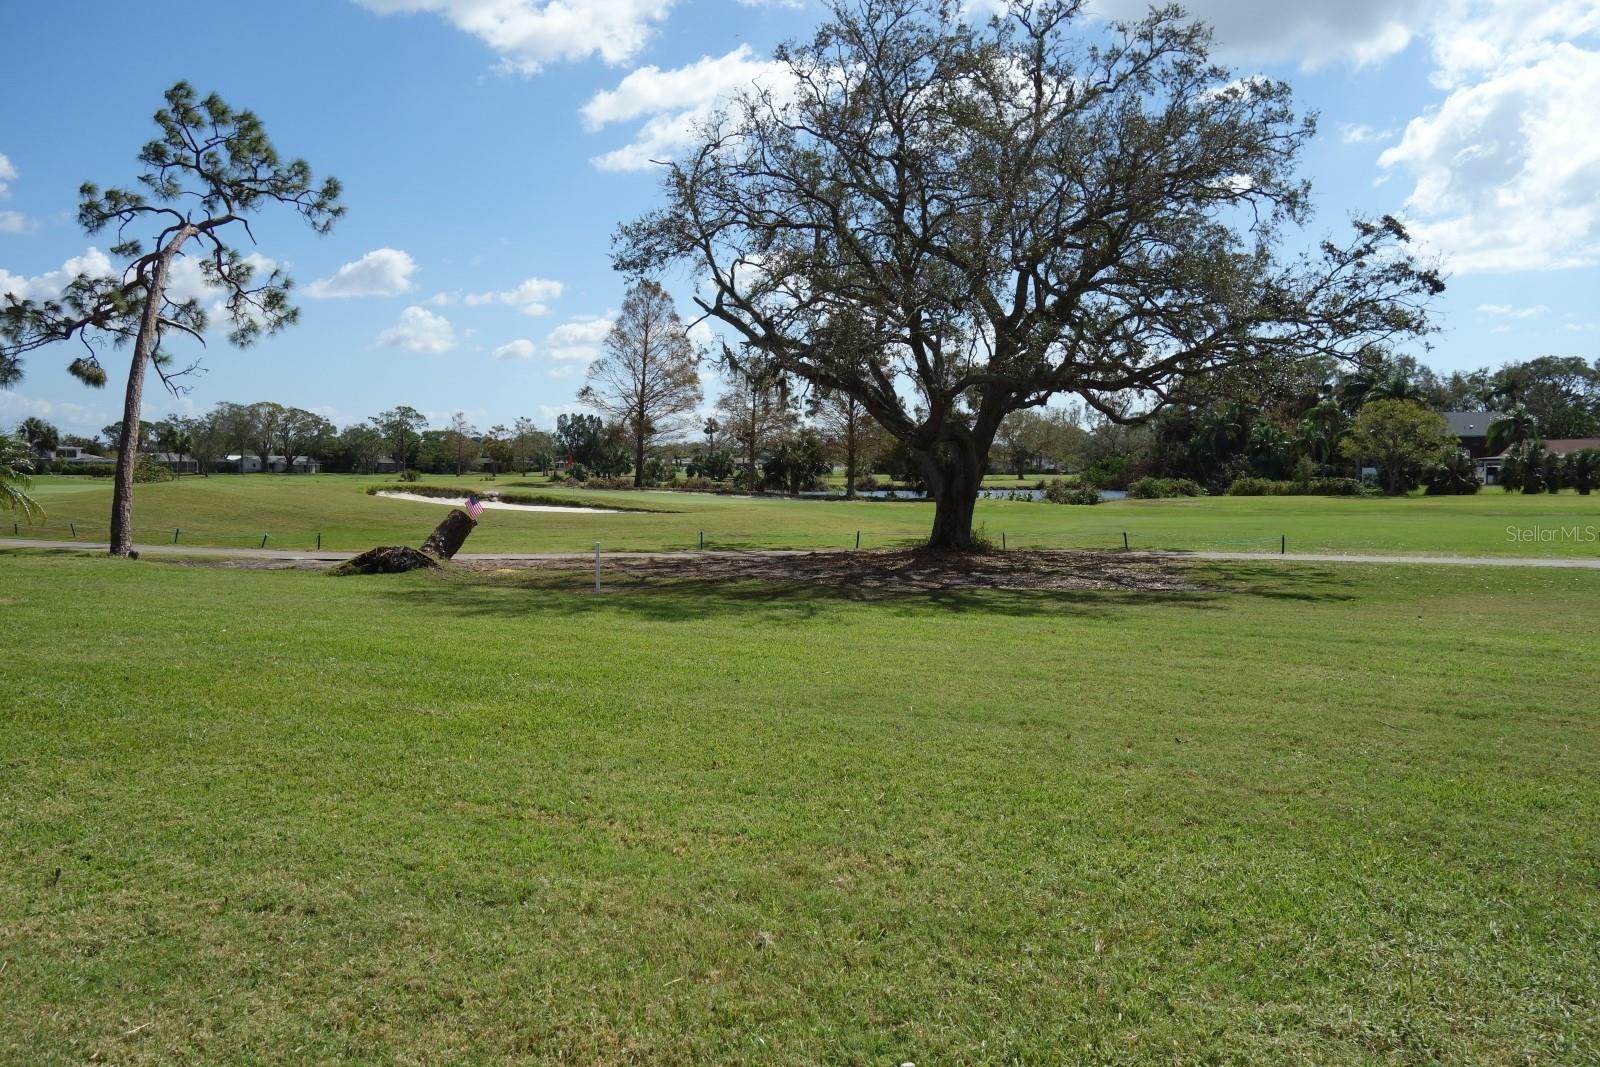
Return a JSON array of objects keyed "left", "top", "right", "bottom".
[{"left": 464, "top": 493, "right": 484, "bottom": 519}]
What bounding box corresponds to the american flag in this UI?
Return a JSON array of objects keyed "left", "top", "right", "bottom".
[{"left": 464, "top": 493, "right": 484, "bottom": 518}]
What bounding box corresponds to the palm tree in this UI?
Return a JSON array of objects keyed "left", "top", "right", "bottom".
[
  {"left": 17, "top": 416, "right": 58, "bottom": 457},
  {"left": 155, "top": 422, "right": 194, "bottom": 478},
  {"left": 1425, "top": 448, "right": 1480, "bottom": 495},
  {"left": 1335, "top": 371, "right": 1376, "bottom": 412},
  {"left": 1509, "top": 442, "right": 1547, "bottom": 493},
  {"left": 1, "top": 434, "right": 44, "bottom": 522},
  {"left": 1540, "top": 449, "right": 1565, "bottom": 494},
  {"left": 1365, "top": 369, "right": 1427, "bottom": 404},
  {"left": 1196, "top": 402, "right": 1251, "bottom": 466},
  {"left": 1486, "top": 405, "right": 1539, "bottom": 455},
  {"left": 1566, "top": 449, "right": 1600, "bottom": 495},
  {"left": 1297, "top": 398, "right": 1349, "bottom": 469}
]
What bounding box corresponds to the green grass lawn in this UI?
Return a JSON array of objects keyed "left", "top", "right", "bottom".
[
  {"left": 1, "top": 551, "right": 1597, "bottom": 1063},
  {"left": 8, "top": 473, "right": 1600, "bottom": 558}
]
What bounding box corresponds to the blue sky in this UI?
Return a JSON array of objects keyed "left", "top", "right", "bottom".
[{"left": 2, "top": 0, "right": 1597, "bottom": 436}]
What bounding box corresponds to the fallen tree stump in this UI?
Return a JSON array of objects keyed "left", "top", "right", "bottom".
[
  {"left": 328, "top": 546, "right": 440, "bottom": 576},
  {"left": 420, "top": 508, "right": 477, "bottom": 560}
]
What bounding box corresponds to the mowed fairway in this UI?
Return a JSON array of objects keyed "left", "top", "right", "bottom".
[
  {"left": 2, "top": 551, "right": 1597, "bottom": 1063},
  {"left": 9, "top": 473, "right": 1600, "bottom": 557}
]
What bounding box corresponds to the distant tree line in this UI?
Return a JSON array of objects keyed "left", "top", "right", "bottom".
[{"left": 1051, "top": 353, "right": 1600, "bottom": 496}]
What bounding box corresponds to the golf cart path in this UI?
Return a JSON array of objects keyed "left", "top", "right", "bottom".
[{"left": 3, "top": 538, "right": 1597, "bottom": 568}]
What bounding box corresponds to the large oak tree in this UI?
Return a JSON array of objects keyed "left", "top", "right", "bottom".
[
  {"left": 616, "top": 0, "right": 1442, "bottom": 548},
  {"left": 0, "top": 82, "right": 341, "bottom": 554}
]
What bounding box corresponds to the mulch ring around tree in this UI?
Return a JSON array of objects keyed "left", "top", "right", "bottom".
[{"left": 462, "top": 549, "right": 1202, "bottom": 593}]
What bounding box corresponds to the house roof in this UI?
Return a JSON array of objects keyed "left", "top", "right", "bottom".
[
  {"left": 1494, "top": 438, "right": 1600, "bottom": 459},
  {"left": 1441, "top": 411, "right": 1502, "bottom": 437},
  {"left": 1541, "top": 438, "right": 1600, "bottom": 456}
]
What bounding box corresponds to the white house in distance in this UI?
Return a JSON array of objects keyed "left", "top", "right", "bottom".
[
  {"left": 48, "top": 446, "right": 115, "bottom": 466},
  {"left": 218, "top": 453, "right": 322, "bottom": 474}
]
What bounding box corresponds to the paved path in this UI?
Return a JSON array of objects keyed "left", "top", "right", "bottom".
[
  {"left": 0, "top": 539, "right": 812, "bottom": 563},
  {"left": 1144, "top": 549, "right": 1600, "bottom": 569},
  {"left": 3, "top": 537, "right": 1597, "bottom": 569}
]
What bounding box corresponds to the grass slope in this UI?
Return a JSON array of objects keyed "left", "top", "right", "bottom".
[
  {"left": 8, "top": 473, "right": 1600, "bottom": 558},
  {"left": 1, "top": 551, "right": 1597, "bottom": 1063}
]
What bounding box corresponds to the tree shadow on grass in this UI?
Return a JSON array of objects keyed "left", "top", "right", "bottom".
[{"left": 370, "top": 553, "right": 1358, "bottom": 625}]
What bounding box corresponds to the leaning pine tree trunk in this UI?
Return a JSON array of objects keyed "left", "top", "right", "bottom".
[{"left": 109, "top": 245, "right": 180, "bottom": 557}]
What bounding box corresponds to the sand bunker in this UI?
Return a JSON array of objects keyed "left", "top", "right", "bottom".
[{"left": 376, "top": 491, "right": 621, "bottom": 514}]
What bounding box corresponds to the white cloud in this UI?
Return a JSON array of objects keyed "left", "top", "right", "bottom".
[
  {"left": 583, "top": 44, "right": 793, "bottom": 171},
  {"left": 493, "top": 338, "right": 537, "bottom": 360},
  {"left": 162, "top": 252, "right": 280, "bottom": 308},
  {"left": 375, "top": 305, "right": 457, "bottom": 353},
  {"left": 544, "top": 313, "right": 613, "bottom": 361},
  {"left": 0, "top": 154, "right": 28, "bottom": 231},
  {"left": 0, "top": 392, "right": 113, "bottom": 435},
  {"left": 305, "top": 248, "right": 418, "bottom": 298},
  {"left": 1379, "top": 41, "right": 1600, "bottom": 273},
  {"left": 1428, "top": 0, "right": 1600, "bottom": 87},
  {"left": 1477, "top": 303, "right": 1549, "bottom": 318},
  {"left": 463, "top": 276, "right": 563, "bottom": 315},
  {"left": 1088, "top": 0, "right": 1439, "bottom": 69},
  {"left": 686, "top": 318, "right": 716, "bottom": 349},
  {"left": 0, "top": 249, "right": 294, "bottom": 341},
  {"left": 351, "top": 0, "right": 674, "bottom": 72},
  {"left": 0, "top": 248, "right": 116, "bottom": 303},
  {"left": 1339, "top": 122, "right": 1394, "bottom": 144}
]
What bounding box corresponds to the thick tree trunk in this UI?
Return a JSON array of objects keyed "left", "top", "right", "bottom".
[
  {"left": 109, "top": 248, "right": 179, "bottom": 556},
  {"left": 633, "top": 436, "right": 645, "bottom": 488},
  {"left": 918, "top": 444, "right": 986, "bottom": 551},
  {"left": 844, "top": 432, "right": 857, "bottom": 500},
  {"left": 421, "top": 508, "right": 477, "bottom": 559}
]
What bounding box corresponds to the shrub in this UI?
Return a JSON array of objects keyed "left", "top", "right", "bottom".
[
  {"left": 50, "top": 462, "right": 116, "bottom": 477},
  {"left": 583, "top": 476, "right": 636, "bottom": 490},
  {"left": 1226, "top": 476, "right": 1283, "bottom": 496},
  {"left": 1128, "top": 476, "right": 1205, "bottom": 499},
  {"left": 398, "top": 468, "right": 422, "bottom": 483},
  {"left": 1228, "top": 476, "right": 1370, "bottom": 497},
  {"left": 641, "top": 456, "right": 676, "bottom": 486},
  {"left": 133, "top": 454, "right": 175, "bottom": 483},
  {"left": 854, "top": 472, "right": 880, "bottom": 492},
  {"left": 1080, "top": 456, "right": 1128, "bottom": 490},
  {"left": 1310, "top": 477, "right": 1369, "bottom": 496},
  {"left": 1044, "top": 478, "right": 1100, "bottom": 504}
]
